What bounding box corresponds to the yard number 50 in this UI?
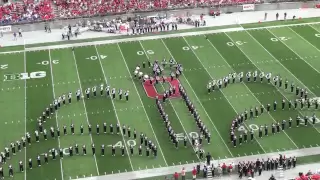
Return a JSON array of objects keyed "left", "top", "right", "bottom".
[
  {"left": 137, "top": 50, "right": 154, "bottom": 55},
  {"left": 226, "top": 41, "right": 245, "bottom": 46}
]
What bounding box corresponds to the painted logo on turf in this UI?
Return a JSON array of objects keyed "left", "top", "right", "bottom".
[{"left": 4, "top": 71, "right": 46, "bottom": 81}]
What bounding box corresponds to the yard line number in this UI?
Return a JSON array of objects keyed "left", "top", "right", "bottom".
[
  {"left": 42, "top": 148, "right": 70, "bottom": 156},
  {"left": 182, "top": 46, "right": 199, "bottom": 51},
  {"left": 315, "top": 34, "right": 320, "bottom": 38},
  {"left": 226, "top": 41, "right": 246, "bottom": 46},
  {"left": 238, "top": 124, "right": 259, "bottom": 131},
  {"left": 37, "top": 60, "right": 59, "bottom": 66},
  {"left": 86, "top": 55, "right": 107, "bottom": 60},
  {"left": 270, "top": 37, "right": 290, "bottom": 42},
  {"left": 300, "top": 117, "right": 320, "bottom": 125},
  {"left": 137, "top": 50, "right": 154, "bottom": 55},
  {"left": 176, "top": 131, "right": 200, "bottom": 141},
  {"left": 107, "top": 140, "right": 136, "bottom": 148},
  {"left": 0, "top": 64, "right": 8, "bottom": 69}
]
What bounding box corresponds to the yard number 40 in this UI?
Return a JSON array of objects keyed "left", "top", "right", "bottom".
[{"left": 270, "top": 37, "right": 290, "bottom": 41}]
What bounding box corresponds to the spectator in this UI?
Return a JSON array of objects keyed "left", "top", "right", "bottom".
[
  {"left": 173, "top": 172, "right": 179, "bottom": 180},
  {"left": 192, "top": 167, "right": 197, "bottom": 180},
  {"left": 228, "top": 163, "right": 233, "bottom": 174},
  {"left": 181, "top": 167, "right": 186, "bottom": 180}
]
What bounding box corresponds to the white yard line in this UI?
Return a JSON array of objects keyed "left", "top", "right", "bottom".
[
  {"left": 138, "top": 41, "right": 200, "bottom": 160},
  {"left": 288, "top": 26, "right": 320, "bottom": 55},
  {"left": 223, "top": 32, "right": 299, "bottom": 148},
  {"left": 308, "top": 24, "right": 320, "bottom": 35},
  {"left": 94, "top": 45, "right": 134, "bottom": 171},
  {"left": 48, "top": 49, "right": 65, "bottom": 180},
  {"left": 23, "top": 41, "right": 27, "bottom": 180},
  {"left": 160, "top": 38, "right": 234, "bottom": 157},
  {"left": 266, "top": 28, "right": 320, "bottom": 75},
  {"left": 243, "top": 29, "right": 320, "bottom": 134},
  {"left": 116, "top": 43, "right": 168, "bottom": 166},
  {"left": 74, "top": 146, "right": 320, "bottom": 180},
  {"left": 71, "top": 49, "right": 100, "bottom": 175}
]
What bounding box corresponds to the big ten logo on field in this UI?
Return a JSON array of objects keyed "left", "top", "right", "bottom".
[
  {"left": 143, "top": 77, "right": 181, "bottom": 99},
  {"left": 4, "top": 71, "right": 46, "bottom": 81}
]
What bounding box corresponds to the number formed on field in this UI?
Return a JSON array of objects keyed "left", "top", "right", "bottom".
[
  {"left": 108, "top": 140, "right": 136, "bottom": 148},
  {"left": 137, "top": 50, "right": 154, "bottom": 56},
  {"left": 238, "top": 124, "right": 259, "bottom": 131},
  {"left": 315, "top": 34, "right": 320, "bottom": 38},
  {"left": 182, "top": 46, "right": 198, "bottom": 51},
  {"left": 87, "top": 55, "right": 107, "bottom": 60},
  {"left": 226, "top": 41, "right": 245, "bottom": 46},
  {"left": 0, "top": 64, "right": 8, "bottom": 69},
  {"left": 270, "top": 37, "right": 290, "bottom": 42}
]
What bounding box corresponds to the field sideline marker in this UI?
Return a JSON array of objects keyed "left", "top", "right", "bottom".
[
  {"left": 116, "top": 43, "right": 169, "bottom": 166},
  {"left": 71, "top": 48, "right": 100, "bottom": 175},
  {"left": 48, "top": 49, "right": 65, "bottom": 180}
]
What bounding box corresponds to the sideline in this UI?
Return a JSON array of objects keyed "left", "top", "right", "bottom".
[
  {"left": 1, "top": 21, "right": 320, "bottom": 55},
  {"left": 74, "top": 147, "right": 320, "bottom": 180}
]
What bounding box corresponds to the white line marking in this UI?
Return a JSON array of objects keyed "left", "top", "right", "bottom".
[
  {"left": 116, "top": 43, "right": 168, "bottom": 166},
  {"left": 72, "top": 48, "right": 100, "bottom": 175},
  {"left": 94, "top": 44, "right": 134, "bottom": 171},
  {"left": 48, "top": 49, "right": 65, "bottom": 180}
]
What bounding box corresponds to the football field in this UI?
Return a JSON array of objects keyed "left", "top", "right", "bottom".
[{"left": 2, "top": 22, "right": 320, "bottom": 180}]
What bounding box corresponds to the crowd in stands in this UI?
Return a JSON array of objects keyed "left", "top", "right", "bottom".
[
  {"left": 0, "top": 0, "right": 54, "bottom": 24},
  {"left": 0, "top": 0, "right": 260, "bottom": 25}
]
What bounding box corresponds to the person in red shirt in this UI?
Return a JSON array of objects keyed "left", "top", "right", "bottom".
[
  {"left": 192, "top": 167, "right": 197, "bottom": 180},
  {"left": 173, "top": 172, "right": 179, "bottom": 180},
  {"left": 228, "top": 163, "right": 233, "bottom": 173}
]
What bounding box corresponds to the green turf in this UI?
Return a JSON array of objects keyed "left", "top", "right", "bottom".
[
  {"left": 1, "top": 20, "right": 320, "bottom": 180},
  {"left": 0, "top": 45, "right": 24, "bottom": 52}
]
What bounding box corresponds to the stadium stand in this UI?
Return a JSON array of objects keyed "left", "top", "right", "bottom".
[
  {"left": 0, "top": 0, "right": 260, "bottom": 24},
  {"left": 0, "top": 0, "right": 54, "bottom": 24}
]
